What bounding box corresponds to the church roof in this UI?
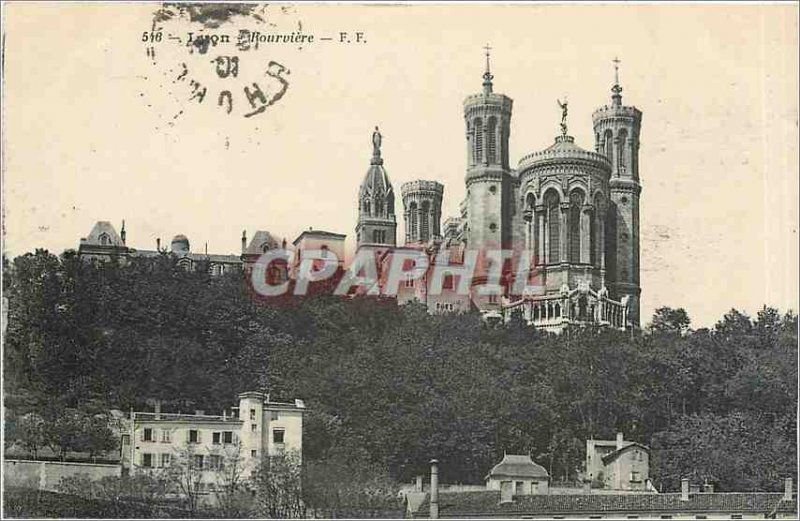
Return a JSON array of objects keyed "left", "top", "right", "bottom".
[
  {"left": 517, "top": 135, "right": 611, "bottom": 172},
  {"left": 486, "top": 454, "right": 549, "bottom": 480},
  {"left": 544, "top": 134, "right": 588, "bottom": 153},
  {"left": 360, "top": 160, "right": 394, "bottom": 198}
]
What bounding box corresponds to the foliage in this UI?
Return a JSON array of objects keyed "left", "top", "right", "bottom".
[
  {"left": 251, "top": 451, "right": 306, "bottom": 518},
  {"left": 3, "top": 251, "right": 797, "bottom": 494},
  {"left": 303, "top": 451, "right": 404, "bottom": 517}
]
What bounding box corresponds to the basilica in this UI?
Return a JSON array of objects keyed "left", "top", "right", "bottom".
[
  {"left": 77, "top": 54, "right": 642, "bottom": 332},
  {"left": 353, "top": 54, "right": 642, "bottom": 331}
]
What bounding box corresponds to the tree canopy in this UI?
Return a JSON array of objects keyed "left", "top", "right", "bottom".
[{"left": 3, "top": 250, "right": 797, "bottom": 491}]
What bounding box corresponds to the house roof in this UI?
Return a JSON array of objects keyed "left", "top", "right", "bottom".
[
  {"left": 412, "top": 491, "right": 797, "bottom": 518},
  {"left": 292, "top": 229, "right": 346, "bottom": 245},
  {"left": 486, "top": 454, "right": 549, "bottom": 480},
  {"left": 80, "top": 221, "right": 124, "bottom": 247},
  {"left": 601, "top": 442, "right": 650, "bottom": 465},
  {"left": 245, "top": 230, "right": 282, "bottom": 255}
]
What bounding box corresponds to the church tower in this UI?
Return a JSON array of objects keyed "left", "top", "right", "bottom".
[
  {"left": 401, "top": 180, "right": 444, "bottom": 244},
  {"left": 464, "top": 46, "right": 513, "bottom": 251},
  {"left": 356, "top": 127, "right": 397, "bottom": 248},
  {"left": 592, "top": 59, "right": 642, "bottom": 327}
]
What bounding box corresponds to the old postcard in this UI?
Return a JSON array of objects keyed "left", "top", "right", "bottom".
[{"left": 1, "top": 2, "right": 798, "bottom": 519}]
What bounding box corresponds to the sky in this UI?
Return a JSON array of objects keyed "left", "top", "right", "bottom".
[{"left": 3, "top": 3, "right": 798, "bottom": 328}]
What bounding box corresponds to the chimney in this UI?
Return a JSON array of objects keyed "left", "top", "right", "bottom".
[
  {"left": 241, "top": 230, "right": 247, "bottom": 254},
  {"left": 680, "top": 478, "right": 690, "bottom": 501},
  {"left": 154, "top": 400, "right": 161, "bottom": 420},
  {"left": 121, "top": 220, "right": 126, "bottom": 245},
  {"left": 195, "top": 409, "right": 204, "bottom": 416},
  {"left": 616, "top": 432, "right": 624, "bottom": 450},
  {"left": 156, "top": 237, "right": 161, "bottom": 252},
  {"left": 785, "top": 477, "right": 794, "bottom": 501},
  {"left": 689, "top": 483, "right": 701, "bottom": 494},
  {"left": 430, "top": 459, "right": 439, "bottom": 519},
  {"left": 702, "top": 482, "right": 714, "bottom": 493},
  {"left": 500, "top": 480, "right": 514, "bottom": 503},
  {"left": 415, "top": 474, "right": 423, "bottom": 492}
]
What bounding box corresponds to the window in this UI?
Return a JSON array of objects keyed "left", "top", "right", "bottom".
[
  {"left": 188, "top": 429, "right": 199, "bottom": 443},
  {"left": 420, "top": 201, "right": 430, "bottom": 242},
  {"left": 143, "top": 428, "right": 153, "bottom": 442},
  {"left": 160, "top": 453, "right": 171, "bottom": 467},
  {"left": 273, "top": 429, "right": 285, "bottom": 444},
  {"left": 142, "top": 453, "right": 153, "bottom": 468},
  {"left": 251, "top": 449, "right": 257, "bottom": 458},
  {"left": 515, "top": 481, "right": 524, "bottom": 495},
  {"left": 473, "top": 118, "right": 483, "bottom": 163},
  {"left": 730, "top": 516, "right": 742, "bottom": 520},
  {"left": 487, "top": 117, "right": 497, "bottom": 163},
  {"left": 321, "top": 245, "right": 328, "bottom": 258},
  {"left": 209, "top": 455, "right": 224, "bottom": 470},
  {"left": 251, "top": 423, "right": 257, "bottom": 432},
  {"left": 161, "top": 429, "right": 170, "bottom": 443},
  {"left": 404, "top": 278, "right": 414, "bottom": 289},
  {"left": 121, "top": 434, "right": 130, "bottom": 446},
  {"left": 192, "top": 454, "right": 204, "bottom": 470},
  {"left": 532, "top": 482, "right": 539, "bottom": 493},
  {"left": 568, "top": 190, "right": 584, "bottom": 263},
  {"left": 546, "top": 191, "right": 560, "bottom": 263},
  {"left": 223, "top": 431, "right": 233, "bottom": 444},
  {"left": 443, "top": 275, "right": 454, "bottom": 290},
  {"left": 213, "top": 432, "right": 221, "bottom": 445},
  {"left": 250, "top": 409, "right": 256, "bottom": 420},
  {"left": 694, "top": 516, "right": 707, "bottom": 520},
  {"left": 99, "top": 233, "right": 111, "bottom": 246}
]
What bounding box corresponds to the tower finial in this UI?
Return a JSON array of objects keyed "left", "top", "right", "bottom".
[
  {"left": 482, "top": 43, "right": 493, "bottom": 94},
  {"left": 611, "top": 56, "right": 623, "bottom": 106}
]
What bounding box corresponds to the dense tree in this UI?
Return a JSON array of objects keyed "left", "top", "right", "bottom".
[{"left": 2, "top": 252, "right": 797, "bottom": 492}]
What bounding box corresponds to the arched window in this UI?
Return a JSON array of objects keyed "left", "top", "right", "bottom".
[
  {"left": 569, "top": 190, "right": 584, "bottom": 263},
  {"left": 487, "top": 117, "right": 497, "bottom": 163},
  {"left": 474, "top": 118, "right": 483, "bottom": 163},
  {"left": 375, "top": 198, "right": 383, "bottom": 217},
  {"left": 99, "top": 233, "right": 110, "bottom": 246},
  {"left": 604, "top": 129, "right": 614, "bottom": 166},
  {"left": 617, "top": 129, "right": 628, "bottom": 174},
  {"left": 525, "top": 193, "right": 535, "bottom": 209},
  {"left": 545, "top": 191, "right": 560, "bottom": 263},
  {"left": 593, "top": 193, "right": 604, "bottom": 268},
  {"left": 363, "top": 199, "right": 371, "bottom": 215},
  {"left": 409, "top": 202, "right": 418, "bottom": 240},
  {"left": 420, "top": 201, "right": 430, "bottom": 242}
]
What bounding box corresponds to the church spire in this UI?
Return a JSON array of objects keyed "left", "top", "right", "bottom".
[
  {"left": 482, "top": 44, "right": 493, "bottom": 95},
  {"left": 611, "top": 56, "right": 623, "bottom": 107}
]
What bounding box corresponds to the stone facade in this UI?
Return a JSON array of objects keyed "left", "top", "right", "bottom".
[{"left": 355, "top": 56, "right": 642, "bottom": 331}]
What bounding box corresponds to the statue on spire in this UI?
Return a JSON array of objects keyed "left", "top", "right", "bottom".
[
  {"left": 557, "top": 98, "right": 568, "bottom": 136},
  {"left": 372, "top": 126, "right": 382, "bottom": 157}
]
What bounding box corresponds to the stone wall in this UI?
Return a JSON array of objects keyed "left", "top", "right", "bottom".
[{"left": 4, "top": 459, "right": 122, "bottom": 491}]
